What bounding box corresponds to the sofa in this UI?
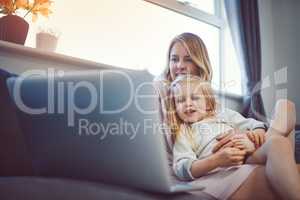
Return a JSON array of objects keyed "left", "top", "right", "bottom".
[
  {"left": 1, "top": 68, "right": 300, "bottom": 200},
  {"left": 0, "top": 68, "right": 214, "bottom": 200}
]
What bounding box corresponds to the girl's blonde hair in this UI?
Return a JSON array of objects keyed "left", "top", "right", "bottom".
[
  {"left": 162, "top": 32, "right": 213, "bottom": 83},
  {"left": 166, "top": 75, "right": 217, "bottom": 146}
]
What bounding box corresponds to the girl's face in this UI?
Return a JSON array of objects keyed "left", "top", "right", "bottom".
[
  {"left": 169, "top": 42, "right": 199, "bottom": 80},
  {"left": 173, "top": 83, "right": 208, "bottom": 123}
]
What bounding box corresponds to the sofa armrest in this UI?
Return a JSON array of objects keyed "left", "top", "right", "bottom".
[{"left": 295, "top": 130, "right": 300, "bottom": 163}]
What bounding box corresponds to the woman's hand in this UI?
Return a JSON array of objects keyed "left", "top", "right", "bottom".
[
  {"left": 231, "top": 134, "right": 256, "bottom": 154},
  {"left": 212, "top": 129, "right": 242, "bottom": 153},
  {"left": 246, "top": 129, "right": 266, "bottom": 148},
  {"left": 214, "top": 147, "right": 246, "bottom": 167}
]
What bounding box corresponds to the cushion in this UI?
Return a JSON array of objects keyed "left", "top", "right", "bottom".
[{"left": 0, "top": 68, "right": 34, "bottom": 176}]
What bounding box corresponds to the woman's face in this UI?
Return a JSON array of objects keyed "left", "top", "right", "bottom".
[
  {"left": 169, "top": 42, "right": 199, "bottom": 80},
  {"left": 173, "top": 82, "right": 207, "bottom": 123}
]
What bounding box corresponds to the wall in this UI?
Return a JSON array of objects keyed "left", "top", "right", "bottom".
[{"left": 258, "top": 0, "right": 300, "bottom": 124}]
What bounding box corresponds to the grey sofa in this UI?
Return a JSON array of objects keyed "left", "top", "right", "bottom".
[
  {"left": 0, "top": 68, "right": 212, "bottom": 200},
  {"left": 0, "top": 177, "right": 208, "bottom": 200},
  {"left": 1, "top": 68, "right": 299, "bottom": 200}
]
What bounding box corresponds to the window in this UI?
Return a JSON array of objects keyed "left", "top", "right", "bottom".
[
  {"left": 176, "top": 0, "right": 215, "bottom": 14},
  {"left": 25, "top": 0, "right": 242, "bottom": 95},
  {"left": 222, "top": 8, "right": 243, "bottom": 96}
]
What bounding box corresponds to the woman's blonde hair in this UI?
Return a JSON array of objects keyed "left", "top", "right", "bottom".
[
  {"left": 166, "top": 75, "right": 217, "bottom": 145},
  {"left": 162, "top": 32, "right": 213, "bottom": 83}
]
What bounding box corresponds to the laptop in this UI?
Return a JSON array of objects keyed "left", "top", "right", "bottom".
[{"left": 7, "top": 69, "right": 204, "bottom": 193}]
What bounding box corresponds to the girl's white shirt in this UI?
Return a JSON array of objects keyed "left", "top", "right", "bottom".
[{"left": 172, "top": 107, "right": 266, "bottom": 181}]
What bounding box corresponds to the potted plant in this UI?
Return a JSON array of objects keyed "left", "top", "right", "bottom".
[{"left": 0, "top": 0, "right": 53, "bottom": 45}]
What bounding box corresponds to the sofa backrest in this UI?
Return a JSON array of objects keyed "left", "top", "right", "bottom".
[{"left": 0, "top": 69, "right": 34, "bottom": 176}]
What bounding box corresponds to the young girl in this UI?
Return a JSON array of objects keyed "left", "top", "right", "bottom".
[{"left": 167, "top": 74, "right": 300, "bottom": 200}]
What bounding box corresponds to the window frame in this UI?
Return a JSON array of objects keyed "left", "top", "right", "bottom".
[{"left": 143, "top": 0, "right": 228, "bottom": 94}]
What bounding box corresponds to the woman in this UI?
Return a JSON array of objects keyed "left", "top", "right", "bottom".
[{"left": 155, "top": 32, "right": 300, "bottom": 199}]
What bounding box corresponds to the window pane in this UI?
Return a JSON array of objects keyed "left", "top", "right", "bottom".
[
  {"left": 26, "top": 0, "right": 219, "bottom": 88},
  {"left": 176, "top": 0, "right": 215, "bottom": 15},
  {"left": 222, "top": 7, "right": 242, "bottom": 95}
]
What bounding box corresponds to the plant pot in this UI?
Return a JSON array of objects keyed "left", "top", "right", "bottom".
[
  {"left": 0, "top": 15, "right": 29, "bottom": 45},
  {"left": 36, "top": 32, "right": 58, "bottom": 52}
]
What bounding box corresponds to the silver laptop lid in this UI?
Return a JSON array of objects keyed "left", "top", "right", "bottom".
[{"left": 7, "top": 69, "right": 173, "bottom": 192}]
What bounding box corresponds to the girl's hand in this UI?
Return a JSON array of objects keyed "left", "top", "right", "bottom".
[
  {"left": 214, "top": 147, "right": 246, "bottom": 167},
  {"left": 232, "top": 134, "right": 256, "bottom": 155}
]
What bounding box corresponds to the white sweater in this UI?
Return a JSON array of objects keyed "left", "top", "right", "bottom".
[{"left": 173, "top": 108, "right": 266, "bottom": 181}]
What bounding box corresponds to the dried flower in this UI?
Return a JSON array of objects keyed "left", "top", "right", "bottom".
[
  {"left": 0, "top": 0, "right": 53, "bottom": 22},
  {"left": 37, "top": 24, "right": 60, "bottom": 38}
]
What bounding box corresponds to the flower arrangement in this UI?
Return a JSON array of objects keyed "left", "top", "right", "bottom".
[
  {"left": 37, "top": 24, "right": 60, "bottom": 38},
  {"left": 36, "top": 25, "right": 60, "bottom": 51},
  {"left": 0, "top": 0, "right": 53, "bottom": 22}
]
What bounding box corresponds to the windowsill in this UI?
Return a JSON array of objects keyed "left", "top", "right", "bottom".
[
  {"left": 1, "top": 40, "right": 243, "bottom": 101},
  {"left": 0, "top": 40, "right": 121, "bottom": 71}
]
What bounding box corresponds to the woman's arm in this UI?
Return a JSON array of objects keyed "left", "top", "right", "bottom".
[
  {"left": 174, "top": 136, "right": 246, "bottom": 180},
  {"left": 190, "top": 147, "right": 246, "bottom": 178},
  {"left": 212, "top": 109, "right": 268, "bottom": 152},
  {"left": 224, "top": 108, "right": 267, "bottom": 131},
  {"left": 173, "top": 126, "right": 247, "bottom": 180}
]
